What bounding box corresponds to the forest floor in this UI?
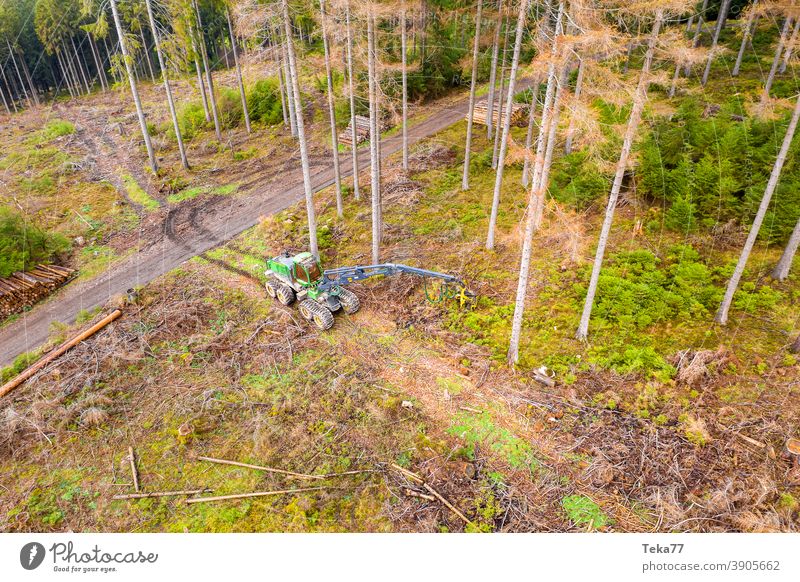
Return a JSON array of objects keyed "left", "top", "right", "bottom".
[{"left": 1, "top": 23, "right": 800, "bottom": 532}]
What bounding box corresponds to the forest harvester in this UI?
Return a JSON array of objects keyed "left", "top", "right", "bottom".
[{"left": 265, "top": 251, "right": 473, "bottom": 330}]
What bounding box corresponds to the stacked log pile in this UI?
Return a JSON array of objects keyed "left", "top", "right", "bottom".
[
  {"left": 0, "top": 265, "right": 75, "bottom": 319},
  {"left": 470, "top": 100, "right": 528, "bottom": 127},
  {"left": 338, "top": 115, "right": 391, "bottom": 146},
  {"left": 339, "top": 115, "right": 372, "bottom": 146}
]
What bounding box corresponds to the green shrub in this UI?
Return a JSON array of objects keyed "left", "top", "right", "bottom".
[
  {"left": 0, "top": 208, "right": 71, "bottom": 278},
  {"left": 247, "top": 78, "right": 283, "bottom": 125},
  {"left": 561, "top": 495, "right": 609, "bottom": 529},
  {"left": 216, "top": 87, "right": 243, "bottom": 130},
  {"left": 178, "top": 101, "right": 209, "bottom": 139},
  {"left": 664, "top": 195, "right": 697, "bottom": 233}
]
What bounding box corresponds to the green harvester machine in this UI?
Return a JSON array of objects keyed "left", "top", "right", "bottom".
[{"left": 265, "top": 251, "right": 473, "bottom": 330}]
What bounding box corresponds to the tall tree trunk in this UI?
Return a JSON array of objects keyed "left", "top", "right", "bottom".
[
  {"left": 190, "top": 31, "right": 211, "bottom": 122},
  {"left": 145, "top": 0, "right": 189, "bottom": 170},
  {"left": 194, "top": 0, "right": 222, "bottom": 140},
  {"left": 109, "top": 0, "right": 158, "bottom": 173},
  {"left": 227, "top": 6, "right": 251, "bottom": 134},
  {"left": 565, "top": 58, "right": 584, "bottom": 154},
  {"left": 486, "top": 2, "right": 503, "bottom": 140},
  {"left": 345, "top": 0, "right": 360, "bottom": 201},
  {"left": 90, "top": 33, "right": 109, "bottom": 90},
  {"left": 64, "top": 41, "right": 85, "bottom": 95},
  {"left": 576, "top": 10, "right": 664, "bottom": 340},
  {"left": 139, "top": 25, "right": 156, "bottom": 82},
  {"left": 281, "top": 0, "right": 318, "bottom": 257},
  {"left": 701, "top": 0, "right": 731, "bottom": 86},
  {"left": 320, "top": 0, "right": 343, "bottom": 218},
  {"left": 87, "top": 32, "right": 107, "bottom": 92},
  {"left": 281, "top": 38, "right": 298, "bottom": 138},
  {"left": 684, "top": 0, "right": 710, "bottom": 76},
  {"left": 780, "top": 17, "right": 800, "bottom": 73},
  {"left": 462, "top": 0, "right": 484, "bottom": 190},
  {"left": 368, "top": 12, "right": 381, "bottom": 263},
  {"left": 55, "top": 50, "right": 75, "bottom": 99},
  {"left": 772, "top": 215, "right": 800, "bottom": 280},
  {"left": 275, "top": 37, "right": 289, "bottom": 127},
  {"left": 761, "top": 17, "right": 793, "bottom": 105},
  {"left": 71, "top": 36, "right": 92, "bottom": 94},
  {"left": 733, "top": 2, "right": 759, "bottom": 77},
  {"left": 8, "top": 43, "right": 31, "bottom": 107},
  {"left": 20, "top": 54, "right": 39, "bottom": 106},
  {"left": 717, "top": 92, "right": 800, "bottom": 323},
  {"left": 491, "top": 21, "right": 510, "bottom": 170},
  {"left": 0, "top": 75, "right": 10, "bottom": 114},
  {"left": 4, "top": 62, "right": 22, "bottom": 108},
  {"left": 521, "top": 82, "right": 538, "bottom": 187},
  {"left": 401, "top": 3, "right": 409, "bottom": 171},
  {"left": 485, "top": 0, "right": 530, "bottom": 251},
  {"left": 507, "top": 5, "right": 564, "bottom": 364}
]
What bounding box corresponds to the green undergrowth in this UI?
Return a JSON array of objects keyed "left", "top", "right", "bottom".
[
  {"left": 121, "top": 174, "right": 159, "bottom": 210},
  {"left": 167, "top": 183, "right": 239, "bottom": 204}
]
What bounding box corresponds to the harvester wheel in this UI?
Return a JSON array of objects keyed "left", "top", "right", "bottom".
[
  {"left": 298, "top": 301, "right": 314, "bottom": 321},
  {"left": 312, "top": 307, "right": 335, "bottom": 331},
  {"left": 338, "top": 288, "right": 360, "bottom": 314},
  {"left": 276, "top": 283, "right": 295, "bottom": 306},
  {"left": 265, "top": 281, "right": 278, "bottom": 298}
]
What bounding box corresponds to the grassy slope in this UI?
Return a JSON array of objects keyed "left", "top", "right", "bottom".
[{"left": 1, "top": 20, "right": 799, "bottom": 533}]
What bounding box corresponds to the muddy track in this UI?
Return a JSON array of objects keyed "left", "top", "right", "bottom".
[{"left": 0, "top": 80, "right": 532, "bottom": 366}]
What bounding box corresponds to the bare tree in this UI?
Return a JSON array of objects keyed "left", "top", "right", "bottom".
[
  {"left": 401, "top": 2, "right": 409, "bottom": 171},
  {"left": 772, "top": 215, "right": 800, "bottom": 280},
  {"left": 281, "top": 0, "right": 318, "bottom": 257},
  {"left": 733, "top": 0, "right": 759, "bottom": 77},
  {"left": 194, "top": 0, "right": 222, "bottom": 140},
  {"left": 508, "top": 3, "right": 564, "bottom": 364},
  {"left": 701, "top": 0, "right": 731, "bottom": 86},
  {"left": 780, "top": 17, "right": 800, "bottom": 73},
  {"left": 564, "top": 58, "right": 584, "bottom": 154},
  {"left": 462, "top": 0, "right": 484, "bottom": 191},
  {"left": 486, "top": 1, "right": 503, "bottom": 139},
  {"left": 716, "top": 91, "right": 800, "bottom": 324},
  {"left": 227, "top": 5, "right": 251, "bottom": 134},
  {"left": 189, "top": 28, "right": 211, "bottom": 122},
  {"left": 345, "top": 0, "right": 360, "bottom": 200},
  {"left": 761, "top": 16, "right": 793, "bottom": 106},
  {"left": 281, "top": 36, "right": 298, "bottom": 138},
  {"left": 368, "top": 10, "right": 381, "bottom": 263},
  {"left": 109, "top": 0, "right": 157, "bottom": 174},
  {"left": 145, "top": 0, "right": 188, "bottom": 170},
  {"left": 320, "top": 0, "right": 343, "bottom": 218},
  {"left": 491, "top": 21, "right": 510, "bottom": 170},
  {"left": 486, "top": 0, "right": 532, "bottom": 250},
  {"left": 577, "top": 9, "right": 664, "bottom": 341}
]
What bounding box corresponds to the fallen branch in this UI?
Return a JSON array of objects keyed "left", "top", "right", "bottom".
[
  {"left": 197, "top": 455, "right": 324, "bottom": 480},
  {"left": 112, "top": 488, "right": 211, "bottom": 500},
  {"left": 403, "top": 487, "right": 435, "bottom": 501},
  {"left": 186, "top": 486, "right": 330, "bottom": 504},
  {"left": 390, "top": 463, "right": 472, "bottom": 525},
  {"left": 0, "top": 309, "right": 123, "bottom": 399},
  {"left": 128, "top": 446, "right": 140, "bottom": 493}
]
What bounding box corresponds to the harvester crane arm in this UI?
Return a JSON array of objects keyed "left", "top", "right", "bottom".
[{"left": 318, "top": 263, "right": 464, "bottom": 292}]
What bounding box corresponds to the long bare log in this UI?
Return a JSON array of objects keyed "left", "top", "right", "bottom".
[
  {"left": 186, "top": 486, "right": 330, "bottom": 504},
  {"left": 390, "top": 463, "right": 472, "bottom": 525},
  {"left": 0, "top": 309, "right": 123, "bottom": 399},
  {"left": 196, "top": 455, "right": 324, "bottom": 480},
  {"left": 112, "top": 488, "right": 211, "bottom": 500}
]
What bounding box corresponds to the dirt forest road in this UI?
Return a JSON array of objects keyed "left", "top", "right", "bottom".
[{"left": 0, "top": 83, "right": 530, "bottom": 366}]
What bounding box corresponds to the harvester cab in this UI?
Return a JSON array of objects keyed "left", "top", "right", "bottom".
[{"left": 264, "top": 251, "right": 473, "bottom": 330}]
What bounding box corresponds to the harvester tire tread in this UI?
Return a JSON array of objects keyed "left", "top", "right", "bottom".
[
  {"left": 306, "top": 301, "right": 334, "bottom": 330},
  {"left": 338, "top": 288, "right": 360, "bottom": 314},
  {"left": 265, "top": 280, "right": 278, "bottom": 298},
  {"left": 275, "top": 283, "right": 295, "bottom": 306},
  {"left": 298, "top": 301, "right": 315, "bottom": 321}
]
